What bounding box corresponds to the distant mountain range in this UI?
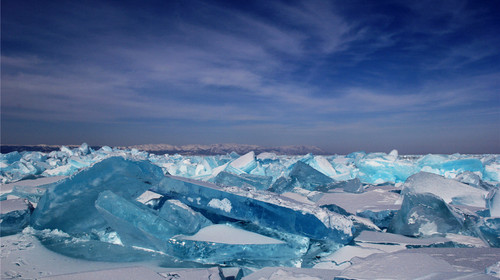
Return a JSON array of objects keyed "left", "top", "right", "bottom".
[
  {"left": 1, "top": 143, "right": 326, "bottom": 155},
  {"left": 123, "top": 143, "right": 326, "bottom": 155}
]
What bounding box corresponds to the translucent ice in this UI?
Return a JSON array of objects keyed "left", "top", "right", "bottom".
[
  {"left": 95, "top": 191, "right": 197, "bottom": 250},
  {"left": 389, "top": 192, "right": 466, "bottom": 237},
  {"left": 402, "top": 172, "right": 488, "bottom": 208},
  {"left": 356, "top": 151, "right": 416, "bottom": 184},
  {"left": 317, "top": 178, "right": 363, "bottom": 193},
  {"left": 300, "top": 154, "right": 337, "bottom": 177},
  {"left": 488, "top": 189, "right": 500, "bottom": 217},
  {"left": 159, "top": 199, "right": 212, "bottom": 234},
  {"left": 31, "top": 157, "right": 165, "bottom": 234},
  {"left": 0, "top": 198, "right": 34, "bottom": 236},
  {"left": 168, "top": 224, "right": 305, "bottom": 266},
  {"left": 152, "top": 175, "right": 354, "bottom": 242},
  {"left": 229, "top": 151, "right": 257, "bottom": 174},
  {"left": 477, "top": 218, "right": 500, "bottom": 247},
  {"left": 288, "top": 161, "right": 333, "bottom": 191},
  {"left": 214, "top": 171, "right": 272, "bottom": 190}
]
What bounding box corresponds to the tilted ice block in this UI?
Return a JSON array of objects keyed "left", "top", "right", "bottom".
[
  {"left": 356, "top": 156, "right": 416, "bottom": 184},
  {"left": 402, "top": 172, "right": 488, "bottom": 208},
  {"left": 317, "top": 178, "right": 363, "bottom": 193},
  {"left": 95, "top": 191, "right": 192, "bottom": 250},
  {"left": 159, "top": 199, "right": 212, "bottom": 234},
  {"left": 488, "top": 188, "right": 500, "bottom": 217},
  {"left": 32, "top": 228, "right": 173, "bottom": 263},
  {"left": 477, "top": 218, "right": 500, "bottom": 247},
  {"left": 257, "top": 152, "right": 278, "bottom": 163},
  {"left": 300, "top": 154, "right": 337, "bottom": 177},
  {"left": 0, "top": 151, "right": 22, "bottom": 168},
  {"left": 455, "top": 171, "right": 482, "bottom": 188},
  {"left": 1, "top": 161, "right": 39, "bottom": 183},
  {"left": 168, "top": 224, "right": 305, "bottom": 266},
  {"left": 389, "top": 192, "right": 466, "bottom": 237},
  {"left": 0, "top": 198, "right": 34, "bottom": 236},
  {"left": 357, "top": 209, "right": 396, "bottom": 229},
  {"left": 229, "top": 151, "right": 257, "bottom": 173},
  {"left": 214, "top": 171, "right": 272, "bottom": 190},
  {"left": 289, "top": 161, "right": 334, "bottom": 191},
  {"left": 31, "top": 157, "right": 165, "bottom": 234},
  {"left": 151, "top": 175, "right": 354, "bottom": 242},
  {"left": 268, "top": 176, "right": 294, "bottom": 194}
]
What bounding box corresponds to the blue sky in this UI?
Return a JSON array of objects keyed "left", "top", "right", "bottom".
[{"left": 2, "top": 0, "right": 499, "bottom": 154}]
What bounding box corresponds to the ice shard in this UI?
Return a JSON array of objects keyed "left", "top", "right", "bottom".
[
  {"left": 402, "top": 172, "right": 488, "bottom": 208},
  {"left": 213, "top": 171, "right": 272, "bottom": 190},
  {"left": 356, "top": 151, "right": 416, "bottom": 184},
  {"left": 95, "top": 190, "right": 203, "bottom": 250},
  {"left": 389, "top": 192, "right": 466, "bottom": 237},
  {"left": 289, "top": 161, "right": 334, "bottom": 191},
  {"left": 268, "top": 176, "right": 294, "bottom": 194},
  {"left": 317, "top": 178, "right": 363, "bottom": 193},
  {"left": 158, "top": 199, "right": 212, "bottom": 234},
  {"left": 31, "top": 157, "right": 165, "bottom": 234},
  {"left": 299, "top": 154, "right": 337, "bottom": 177},
  {"left": 0, "top": 198, "right": 34, "bottom": 236},
  {"left": 477, "top": 218, "right": 500, "bottom": 247},
  {"left": 229, "top": 151, "right": 257, "bottom": 174},
  {"left": 151, "top": 175, "right": 354, "bottom": 243},
  {"left": 488, "top": 188, "right": 500, "bottom": 217},
  {"left": 168, "top": 224, "right": 305, "bottom": 266}
]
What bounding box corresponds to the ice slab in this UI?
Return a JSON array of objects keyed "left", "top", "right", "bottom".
[
  {"left": 289, "top": 161, "right": 334, "bottom": 191},
  {"left": 488, "top": 189, "right": 500, "bottom": 217},
  {"left": 230, "top": 151, "right": 257, "bottom": 173},
  {"left": 214, "top": 171, "right": 272, "bottom": 190},
  {"left": 486, "top": 261, "right": 500, "bottom": 278},
  {"left": 31, "top": 157, "right": 165, "bottom": 234},
  {"left": 356, "top": 152, "right": 416, "bottom": 184},
  {"left": 95, "top": 191, "right": 189, "bottom": 250},
  {"left": 402, "top": 172, "right": 488, "bottom": 208},
  {"left": 389, "top": 192, "right": 466, "bottom": 237},
  {"left": 0, "top": 230, "right": 176, "bottom": 279},
  {"left": 152, "top": 175, "right": 353, "bottom": 242},
  {"left": 300, "top": 154, "right": 338, "bottom": 177},
  {"left": 268, "top": 176, "right": 294, "bottom": 194},
  {"left": 30, "top": 227, "right": 171, "bottom": 263},
  {"left": 317, "top": 178, "right": 363, "bottom": 193},
  {"left": 0, "top": 199, "right": 34, "bottom": 236},
  {"left": 136, "top": 190, "right": 164, "bottom": 208},
  {"left": 169, "top": 224, "right": 305, "bottom": 265},
  {"left": 478, "top": 218, "right": 500, "bottom": 247},
  {"left": 159, "top": 199, "right": 212, "bottom": 234}
]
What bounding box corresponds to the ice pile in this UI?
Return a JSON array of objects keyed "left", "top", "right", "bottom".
[{"left": 1, "top": 144, "right": 500, "bottom": 279}]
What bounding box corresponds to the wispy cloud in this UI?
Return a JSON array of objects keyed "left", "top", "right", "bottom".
[{"left": 1, "top": 0, "right": 499, "bottom": 152}]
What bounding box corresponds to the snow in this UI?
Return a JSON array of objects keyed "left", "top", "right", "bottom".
[
  {"left": 175, "top": 224, "right": 285, "bottom": 245},
  {"left": 208, "top": 198, "right": 232, "bottom": 213}
]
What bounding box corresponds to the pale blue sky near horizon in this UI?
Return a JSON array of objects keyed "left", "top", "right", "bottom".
[{"left": 1, "top": 0, "right": 499, "bottom": 154}]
